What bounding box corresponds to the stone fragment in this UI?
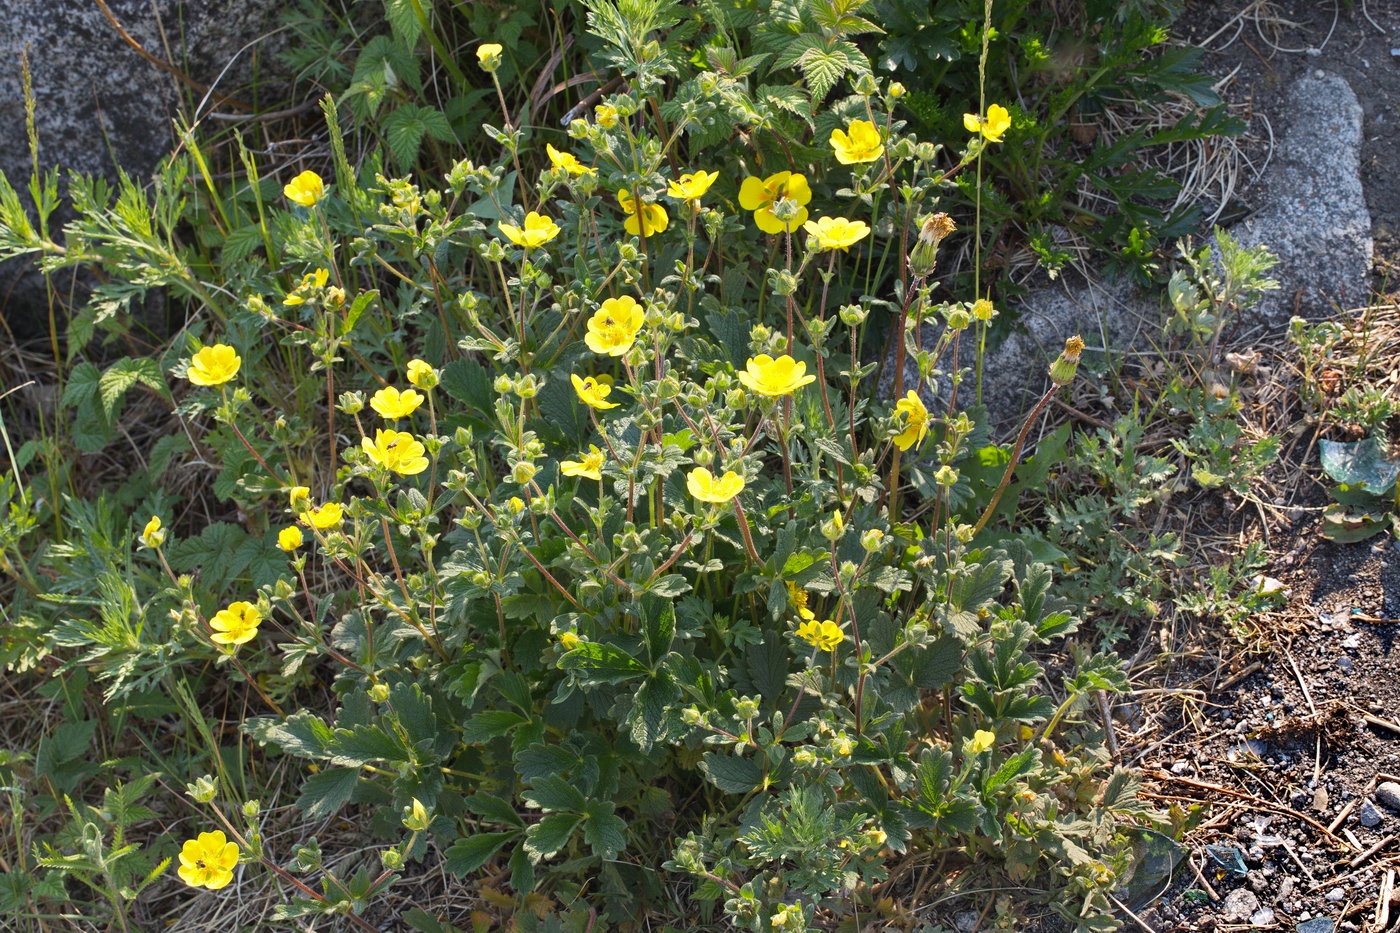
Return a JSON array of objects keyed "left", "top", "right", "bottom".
[
  {"left": 1222, "top": 888, "right": 1260, "bottom": 922},
  {"left": 1376, "top": 782, "right": 1400, "bottom": 811}
]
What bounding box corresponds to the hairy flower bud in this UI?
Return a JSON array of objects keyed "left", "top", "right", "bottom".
[{"left": 909, "top": 212, "right": 957, "bottom": 277}]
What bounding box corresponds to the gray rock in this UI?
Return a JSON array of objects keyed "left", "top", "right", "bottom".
[
  {"left": 953, "top": 910, "right": 978, "bottom": 933},
  {"left": 1251, "top": 908, "right": 1276, "bottom": 926},
  {"left": 1230, "top": 72, "right": 1371, "bottom": 328},
  {"left": 0, "top": 0, "right": 285, "bottom": 334},
  {"left": 889, "top": 71, "right": 1372, "bottom": 431},
  {"left": 1296, "top": 920, "right": 1334, "bottom": 933},
  {"left": 1222, "top": 888, "right": 1260, "bottom": 922},
  {"left": 1376, "top": 781, "right": 1400, "bottom": 811},
  {"left": 1358, "top": 800, "right": 1384, "bottom": 828},
  {"left": 1325, "top": 887, "right": 1344, "bottom": 902}
]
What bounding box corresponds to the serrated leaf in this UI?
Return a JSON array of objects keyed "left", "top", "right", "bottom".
[
  {"left": 700, "top": 752, "right": 763, "bottom": 793},
  {"left": 296, "top": 767, "right": 360, "bottom": 819},
  {"left": 524, "top": 812, "right": 582, "bottom": 861},
  {"left": 222, "top": 224, "right": 265, "bottom": 263},
  {"left": 245, "top": 711, "right": 332, "bottom": 759},
  {"left": 523, "top": 775, "right": 586, "bottom": 813},
  {"left": 628, "top": 676, "right": 678, "bottom": 751},
  {"left": 581, "top": 801, "right": 626, "bottom": 859},
  {"left": 444, "top": 831, "right": 515, "bottom": 875},
  {"left": 557, "top": 641, "right": 646, "bottom": 684},
  {"left": 465, "top": 793, "right": 523, "bottom": 827},
  {"left": 384, "top": 0, "right": 423, "bottom": 46},
  {"left": 329, "top": 724, "right": 413, "bottom": 767}
]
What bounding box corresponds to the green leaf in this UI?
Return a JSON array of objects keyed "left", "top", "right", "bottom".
[
  {"left": 557, "top": 641, "right": 647, "bottom": 684},
  {"left": 222, "top": 224, "right": 265, "bottom": 263},
  {"left": 581, "top": 800, "right": 627, "bottom": 859},
  {"left": 700, "top": 752, "right": 763, "bottom": 793},
  {"left": 524, "top": 812, "right": 582, "bottom": 861},
  {"left": 465, "top": 793, "right": 523, "bottom": 828},
  {"left": 461, "top": 709, "right": 527, "bottom": 743},
  {"left": 984, "top": 748, "right": 1040, "bottom": 794},
  {"left": 524, "top": 775, "right": 586, "bottom": 813},
  {"left": 296, "top": 767, "right": 360, "bottom": 819},
  {"left": 628, "top": 676, "right": 678, "bottom": 751},
  {"left": 61, "top": 362, "right": 101, "bottom": 409},
  {"left": 444, "top": 832, "right": 516, "bottom": 876},
  {"left": 642, "top": 600, "right": 675, "bottom": 664},
  {"left": 98, "top": 357, "right": 166, "bottom": 420},
  {"left": 245, "top": 711, "right": 332, "bottom": 759},
  {"left": 329, "top": 724, "right": 413, "bottom": 767},
  {"left": 384, "top": 0, "right": 423, "bottom": 46}
]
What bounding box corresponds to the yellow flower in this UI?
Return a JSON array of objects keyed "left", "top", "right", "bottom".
[
  {"left": 283, "top": 268, "right": 330, "bottom": 306},
  {"left": 796, "top": 618, "right": 844, "bottom": 651},
  {"left": 892, "top": 391, "right": 929, "bottom": 451},
  {"left": 288, "top": 486, "right": 311, "bottom": 511},
  {"left": 176, "top": 830, "right": 240, "bottom": 890},
  {"left": 803, "top": 216, "right": 870, "bottom": 252},
  {"left": 968, "top": 729, "right": 996, "bottom": 754},
  {"left": 736, "top": 354, "right": 816, "bottom": 397},
  {"left": 617, "top": 189, "right": 668, "bottom": 237},
  {"left": 786, "top": 582, "right": 816, "bottom": 621},
  {"left": 546, "top": 143, "right": 594, "bottom": 176},
  {"left": 283, "top": 170, "right": 324, "bottom": 207},
  {"left": 500, "top": 211, "right": 561, "bottom": 249},
  {"left": 738, "top": 171, "right": 811, "bottom": 234},
  {"left": 369, "top": 386, "right": 425, "bottom": 420},
  {"left": 561, "top": 445, "right": 605, "bottom": 480},
  {"left": 686, "top": 467, "right": 745, "bottom": 503},
  {"left": 477, "top": 42, "right": 503, "bottom": 71},
  {"left": 210, "top": 601, "right": 261, "bottom": 647},
  {"left": 299, "top": 501, "right": 344, "bottom": 529},
  {"left": 507, "top": 496, "right": 525, "bottom": 514},
  {"left": 571, "top": 373, "right": 620, "bottom": 410},
  {"left": 666, "top": 170, "right": 718, "bottom": 201},
  {"left": 139, "top": 515, "right": 165, "bottom": 549},
  {"left": 361, "top": 429, "right": 429, "bottom": 476},
  {"left": 829, "top": 119, "right": 884, "bottom": 165},
  {"left": 559, "top": 631, "right": 581, "bottom": 650},
  {"left": 186, "top": 344, "right": 241, "bottom": 386},
  {"left": 406, "top": 359, "right": 438, "bottom": 389},
  {"left": 963, "top": 103, "right": 1011, "bottom": 143},
  {"left": 594, "top": 104, "right": 619, "bottom": 128},
  {"left": 584, "top": 295, "right": 644, "bottom": 356},
  {"left": 971, "top": 298, "right": 996, "bottom": 322},
  {"left": 277, "top": 526, "right": 304, "bottom": 551}
]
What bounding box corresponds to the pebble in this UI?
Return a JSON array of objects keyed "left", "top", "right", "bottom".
[
  {"left": 1325, "top": 887, "right": 1345, "bottom": 902},
  {"left": 1252, "top": 908, "right": 1276, "bottom": 926},
  {"left": 1377, "top": 782, "right": 1400, "bottom": 811},
  {"left": 1170, "top": 759, "right": 1192, "bottom": 775},
  {"left": 1359, "top": 800, "right": 1384, "bottom": 828},
  {"left": 953, "top": 911, "right": 978, "bottom": 933},
  {"left": 1296, "top": 920, "right": 1334, "bottom": 933},
  {"left": 1337, "top": 657, "right": 1354, "bottom": 672},
  {"left": 1222, "top": 888, "right": 1260, "bottom": 921}
]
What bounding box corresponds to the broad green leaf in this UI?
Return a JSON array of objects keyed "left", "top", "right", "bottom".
[
  {"left": 700, "top": 752, "right": 763, "bottom": 793},
  {"left": 296, "top": 767, "right": 360, "bottom": 819},
  {"left": 444, "top": 831, "right": 516, "bottom": 876},
  {"left": 524, "top": 812, "right": 582, "bottom": 861}
]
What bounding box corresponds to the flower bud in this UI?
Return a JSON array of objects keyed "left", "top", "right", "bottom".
[
  {"left": 402, "top": 798, "right": 431, "bottom": 832},
  {"left": 735, "top": 697, "right": 759, "bottom": 719},
  {"left": 854, "top": 72, "right": 878, "bottom": 96},
  {"left": 838, "top": 560, "right": 858, "bottom": 588},
  {"left": 368, "top": 683, "right": 390, "bottom": 703},
  {"left": 860, "top": 528, "right": 886, "bottom": 552},
  {"left": 681, "top": 706, "right": 702, "bottom": 725},
  {"left": 381, "top": 848, "right": 405, "bottom": 870},
  {"left": 242, "top": 799, "right": 261, "bottom": 819},
  {"left": 1048, "top": 335, "right": 1085, "bottom": 387},
  {"left": 338, "top": 390, "right": 365, "bottom": 414},
  {"left": 945, "top": 307, "right": 971, "bottom": 330},
  {"left": 821, "top": 509, "right": 846, "bottom": 541},
  {"left": 971, "top": 298, "right": 996, "bottom": 322},
  {"left": 288, "top": 486, "right": 311, "bottom": 511},
  {"left": 838, "top": 303, "right": 868, "bottom": 326},
  {"left": 407, "top": 359, "right": 439, "bottom": 390},
  {"left": 889, "top": 81, "right": 907, "bottom": 99},
  {"left": 934, "top": 465, "right": 959, "bottom": 486},
  {"left": 324, "top": 286, "right": 346, "bottom": 311},
  {"left": 186, "top": 775, "right": 218, "bottom": 804},
  {"left": 511, "top": 460, "right": 538, "bottom": 484}
]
